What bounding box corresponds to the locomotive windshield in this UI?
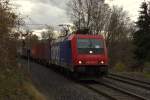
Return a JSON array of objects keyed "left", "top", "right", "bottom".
[{"left": 77, "top": 38, "right": 104, "bottom": 54}]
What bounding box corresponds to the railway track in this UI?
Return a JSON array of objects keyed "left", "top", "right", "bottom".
[
  {"left": 23, "top": 59, "right": 150, "bottom": 100},
  {"left": 80, "top": 80, "right": 148, "bottom": 100},
  {"left": 83, "top": 84, "right": 117, "bottom": 100},
  {"left": 107, "top": 73, "right": 150, "bottom": 90}
]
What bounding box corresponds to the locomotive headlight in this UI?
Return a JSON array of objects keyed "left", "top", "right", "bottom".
[
  {"left": 100, "top": 61, "right": 104, "bottom": 64},
  {"left": 78, "top": 61, "right": 82, "bottom": 64},
  {"left": 89, "top": 50, "right": 93, "bottom": 54}
]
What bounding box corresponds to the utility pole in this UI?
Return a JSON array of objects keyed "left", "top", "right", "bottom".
[{"left": 26, "top": 30, "right": 31, "bottom": 73}]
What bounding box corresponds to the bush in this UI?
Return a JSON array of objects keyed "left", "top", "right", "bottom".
[
  {"left": 144, "top": 62, "right": 150, "bottom": 67},
  {"left": 0, "top": 64, "right": 46, "bottom": 100},
  {"left": 143, "top": 72, "right": 150, "bottom": 78},
  {"left": 0, "top": 65, "right": 32, "bottom": 100},
  {"left": 143, "top": 62, "right": 150, "bottom": 73},
  {"left": 114, "top": 62, "right": 126, "bottom": 72}
]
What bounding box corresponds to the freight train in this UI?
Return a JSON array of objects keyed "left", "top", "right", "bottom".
[{"left": 21, "top": 30, "right": 109, "bottom": 79}]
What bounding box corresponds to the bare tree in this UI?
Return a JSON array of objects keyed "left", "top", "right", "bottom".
[
  {"left": 105, "top": 6, "right": 135, "bottom": 68},
  {"left": 67, "top": 0, "right": 111, "bottom": 34},
  {"left": 41, "top": 25, "right": 54, "bottom": 40},
  {"left": 23, "top": 30, "right": 39, "bottom": 48},
  {"left": 0, "top": 0, "right": 23, "bottom": 67}
]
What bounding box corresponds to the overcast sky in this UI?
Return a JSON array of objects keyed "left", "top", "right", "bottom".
[
  {"left": 11, "top": 0, "right": 147, "bottom": 31},
  {"left": 106, "top": 0, "right": 146, "bottom": 21},
  {"left": 12, "top": 0, "right": 70, "bottom": 30}
]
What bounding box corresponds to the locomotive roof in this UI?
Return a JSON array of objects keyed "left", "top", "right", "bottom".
[
  {"left": 67, "top": 34, "right": 104, "bottom": 40},
  {"left": 51, "top": 34, "right": 104, "bottom": 44}
]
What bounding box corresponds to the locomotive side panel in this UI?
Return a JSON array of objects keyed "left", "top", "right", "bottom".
[
  {"left": 70, "top": 34, "right": 109, "bottom": 76},
  {"left": 59, "top": 41, "right": 72, "bottom": 69}
]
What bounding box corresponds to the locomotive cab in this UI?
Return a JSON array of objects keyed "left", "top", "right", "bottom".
[
  {"left": 70, "top": 34, "right": 108, "bottom": 77},
  {"left": 51, "top": 29, "right": 109, "bottom": 78}
]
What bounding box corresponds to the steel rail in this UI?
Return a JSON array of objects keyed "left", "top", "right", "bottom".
[
  {"left": 96, "top": 80, "right": 147, "bottom": 100},
  {"left": 106, "top": 75, "right": 150, "bottom": 90},
  {"left": 81, "top": 84, "right": 118, "bottom": 100},
  {"left": 109, "top": 73, "right": 150, "bottom": 85}
]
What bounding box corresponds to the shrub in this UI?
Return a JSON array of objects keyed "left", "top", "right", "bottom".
[
  {"left": 143, "top": 62, "right": 150, "bottom": 73},
  {"left": 114, "top": 62, "right": 126, "bottom": 72},
  {"left": 144, "top": 62, "right": 150, "bottom": 68}
]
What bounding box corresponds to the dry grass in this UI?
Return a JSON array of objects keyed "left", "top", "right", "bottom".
[
  {"left": 114, "top": 62, "right": 126, "bottom": 72},
  {"left": 143, "top": 72, "right": 150, "bottom": 78},
  {"left": 0, "top": 64, "right": 46, "bottom": 100},
  {"left": 23, "top": 82, "right": 47, "bottom": 100}
]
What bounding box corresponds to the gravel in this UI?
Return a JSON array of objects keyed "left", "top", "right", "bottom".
[
  {"left": 103, "top": 77, "right": 150, "bottom": 99},
  {"left": 19, "top": 59, "right": 110, "bottom": 100}
]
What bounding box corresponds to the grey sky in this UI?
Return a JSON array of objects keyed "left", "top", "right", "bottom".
[
  {"left": 12, "top": 0, "right": 69, "bottom": 30},
  {"left": 12, "top": 0, "right": 147, "bottom": 31},
  {"left": 106, "top": 0, "right": 147, "bottom": 21}
]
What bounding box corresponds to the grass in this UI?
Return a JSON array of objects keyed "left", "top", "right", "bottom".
[
  {"left": 112, "top": 61, "right": 150, "bottom": 79},
  {"left": 0, "top": 64, "right": 46, "bottom": 100},
  {"left": 143, "top": 72, "right": 150, "bottom": 78},
  {"left": 115, "top": 71, "right": 150, "bottom": 80},
  {"left": 113, "top": 62, "right": 126, "bottom": 72},
  {"left": 23, "top": 82, "right": 46, "bottom": 100}
]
